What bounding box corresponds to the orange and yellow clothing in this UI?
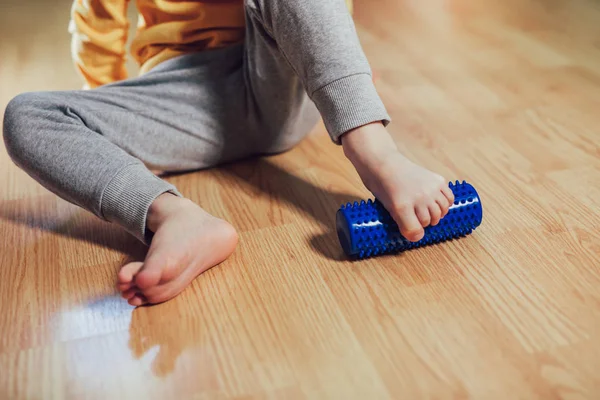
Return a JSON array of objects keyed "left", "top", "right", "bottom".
[{"left": 68, "top": 0, "right": 354, "bottom": 89}]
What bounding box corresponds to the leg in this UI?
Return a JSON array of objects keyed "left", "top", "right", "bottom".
[
  {"left": 3, "top": 46, "right": 255, "bottom": 243},
  {"left": 3, "top": 88, "right": 181, "bottom": 245},
  {"left": 243, "top": 0, "right": 390, "bottom": 145},
  {"left": 3, "top": 47, "right": 252, "bottom": 305},
  {"left": 243, "top": 0, "right": 455, "bottom": 244}
]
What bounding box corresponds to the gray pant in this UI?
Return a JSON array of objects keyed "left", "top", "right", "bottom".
[{"left": 3, "top": 0, "right": 390, "bottom": 244}]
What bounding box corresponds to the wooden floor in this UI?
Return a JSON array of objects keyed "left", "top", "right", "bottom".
[{"left": 2, "top": 0, "right": 600, "bottom": 398}]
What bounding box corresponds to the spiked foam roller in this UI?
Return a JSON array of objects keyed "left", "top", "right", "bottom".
[{"left": 336, "top": 180, "right": 483, "bottom": 259}]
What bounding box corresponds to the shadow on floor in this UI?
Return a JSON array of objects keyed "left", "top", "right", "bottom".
[
  {"left": 0, "top": 156, "right": 364, "bottom": 262},
  {"left": 0, "top": 195, "right": 148, "bottom": 262},
  {"left": 216, "top": 157, "right": 363, "bottom": 261}
]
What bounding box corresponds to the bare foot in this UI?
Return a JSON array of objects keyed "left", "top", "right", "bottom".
[
  {"left": 117, "top": 193, "right": 238, "bottom": 306},
  {"left": 342, "top": 122, "right": 454, "bottom": 242}
]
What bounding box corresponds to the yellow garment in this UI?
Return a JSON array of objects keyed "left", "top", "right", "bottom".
[{"left": 69, "top": 0, "right": 354, "bottom": 89}]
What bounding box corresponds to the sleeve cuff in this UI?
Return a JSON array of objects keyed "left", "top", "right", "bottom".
[{"left": 310, "top": 73, "right": 391, "bottom": 144}]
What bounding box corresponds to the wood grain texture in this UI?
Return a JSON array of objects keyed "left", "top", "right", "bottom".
[{"left": 1, "top": 0, "right": 600, "bottom": 398}]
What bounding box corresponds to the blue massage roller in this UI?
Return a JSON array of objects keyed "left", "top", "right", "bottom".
[{"left": 336, "top": 180, "right": 483, "bottom": 259}]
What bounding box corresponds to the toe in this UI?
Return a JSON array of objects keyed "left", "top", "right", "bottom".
[
  {"left": 118, "top": 262, "right": 144, "bottom": 284},
  {"left": 142, "top": 268, "right": 192, "bottom": 304},
  {"left": 117, "top": 282, "right": 133, "bottom": 292},
  {"left": 121, "top": 287, "right": 139, "bottom": 300},
  {"left": 134, "top": 254, "right": 177, "bottom": 290},
  {"left": 144, "top": 282, "right": 182, "bottom": 305},
  {"left": 128, "top": 294, "right": 147, "bottom": 307}
]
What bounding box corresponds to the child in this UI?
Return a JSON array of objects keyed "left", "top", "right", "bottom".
[{"left": 3, "top": 0, "right": 454, "bottom": 306}]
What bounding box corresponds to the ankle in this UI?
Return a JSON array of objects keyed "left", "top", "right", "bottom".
[
  {"left": 147, "top": 192, "right": 182, "bottom": 233},
  {"left": 341, "top": 122, "right": 399, "bottom": 168}
]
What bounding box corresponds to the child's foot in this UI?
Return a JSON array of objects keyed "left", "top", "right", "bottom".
[
  {"left": 117, "top": 194, "right": 238, "bottom": 306},
  {"left": 341, "top": 122, "right": 454, "bottom": 242}
]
